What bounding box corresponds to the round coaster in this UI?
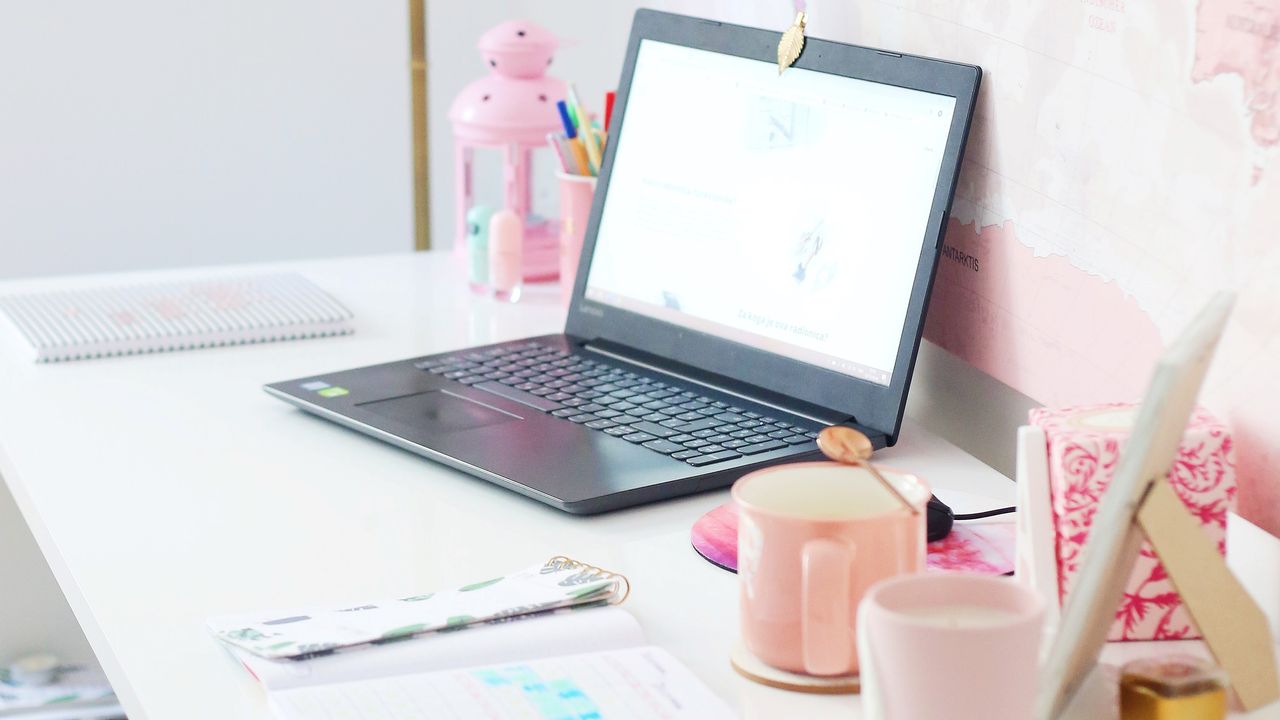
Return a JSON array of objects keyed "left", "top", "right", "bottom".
[{"left": 729, "top": 642, "right": 860, "bottom": 695}]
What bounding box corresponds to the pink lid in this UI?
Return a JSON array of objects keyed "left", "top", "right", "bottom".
[{"left": 478, "top": 20, "right": 557, "bottom": 79}]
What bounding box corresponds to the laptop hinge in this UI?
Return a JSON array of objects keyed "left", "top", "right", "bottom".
[{"left": 583, "top": 341, "right": 851, "bottom": 428}]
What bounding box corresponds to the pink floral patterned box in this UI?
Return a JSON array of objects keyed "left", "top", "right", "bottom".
[{"left": 1030, "top": 403, "right": 1236, "bottom": 641}]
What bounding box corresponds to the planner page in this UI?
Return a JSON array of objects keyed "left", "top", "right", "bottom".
[{"left": 269, "top": 646, "right": 734, "bottom": 720}]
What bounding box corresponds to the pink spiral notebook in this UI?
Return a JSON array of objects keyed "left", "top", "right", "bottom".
[{"left": 0, "top": 273, "right": 352, "bottom": 362}]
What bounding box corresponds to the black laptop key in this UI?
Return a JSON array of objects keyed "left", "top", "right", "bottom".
[
  {"left": 499, "top": 376, "right": 521, "bottom": 385},
  {"left": 686, "top": 450, "right": 741, "bottom": 467},
  {"left": 575, "top": 390, "right": 603, "bottom": 399},
  {"left": 642, "top": 439, "right": 685, "bottom": 454},
  {"left": 595, "top": 409, "right": 622, "bottom": 419},
  {"left": 783, "top": 434, "right": 811, "bottom": 444},
  {"left": 473, "top": 381, "right": 564, "bottom": 412},
  {"left": 642, "top": 413, "right": 668, "bottom": 422},
  {"left": 568, "top": 414, "right": 599, "bottom": 424},
  {"left": 612, "top": 401, "right": 638, "bottom": 411},
  {"left": 623, "top": 432, "right": 656, "bottom": 443},
  {"left": 578, "top": 403, "right": 605, "bottom": 413},
  {"left": 604, "top": 426, "right": 632, "bottom": 437},
  {"left": 668, "top": 434, "right": 695, "bottom": 443},
  {"left": 684, "top": 439, "right": 710, "bottom": 449},
  {"left": 714, "top": 412, "right": 747, "bottom": 424},
  {"left": 529, "top": 387, "right": 555, "bottom": 397},
  {"left": 722, "top": 439, "right": 749, "bottom": 449},
  {"left": 767, "top": 429, "right": 792, "bottom": 439},
  {"left": 739, "top": 439, "right": 788, "bottom": 455},
  {"left": 642, "top": 401, "right": 670, "bottom": 411},
  {"left": 624, "top": 407, "right": 650, "bottom": 417},
  {"left": 707, "top": 434, "right": 734, "bottom": 444},
  {"left": 676, "top": 412, "right": 702, "bottom": 421},
  {"left": 551, "top": 408, "right": 578, "bottom": 418},
  {"left": 545, "top": 392, "right": 572, "bottom": 402},
  {"left": 628, "top": 421, "right": 676, "bottom": 438},
  {"left": 737, "top": 420, "right": 763, "bottom": 428},
  {"left": 691, "top": 429, "right": 717, "bottom": 438},
  {"left": 658, "top": 418, "right": 685, "bottom": 428},
  {"left": 562, "top": 398, "right": 586, "bottom": 407},
  {"left": 730, "top": 429, "right": 756, "bottom": 439},
  {"left": 674, "top": 417, "right": 721, "bottom": 433},
  {"left": 671, "top": 450, "right": 701, "bottom": 460}
]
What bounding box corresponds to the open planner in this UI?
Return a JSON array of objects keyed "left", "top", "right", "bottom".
[{"left": 207, "top": 558, "right": 733, "bottom": 719}]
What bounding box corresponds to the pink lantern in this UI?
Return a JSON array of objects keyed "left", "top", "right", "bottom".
[{"left": 449, "top": 20, "right": 566, "bottom": 282}]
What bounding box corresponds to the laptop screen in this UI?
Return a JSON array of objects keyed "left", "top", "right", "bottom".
[{"left": 584, "top": 40, "right": 957, "bottom": 386}]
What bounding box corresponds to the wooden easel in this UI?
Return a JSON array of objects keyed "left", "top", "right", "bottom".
[{"left": 1136, "top": 478, "right": 1279, "bottom": 710}]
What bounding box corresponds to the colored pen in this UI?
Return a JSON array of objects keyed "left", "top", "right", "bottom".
[
  {"left": 546, "top": 132, "right": 571, "bottom": 173},
  {"left": 568, "top": 84, "right": 602, "bottom": 174},
  {"left": 556, "top": 100, "right": 577, "bottom": 140},
  {"left": 566, "top": 136, "right": 590, "bottom": 176},
  {"left": 604, "top": 91, "right": 616, "bottom": 131}
]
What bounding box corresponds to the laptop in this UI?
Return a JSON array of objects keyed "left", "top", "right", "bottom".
[{"left": 266, "top": 10, "right": 981, "bottom": 514}]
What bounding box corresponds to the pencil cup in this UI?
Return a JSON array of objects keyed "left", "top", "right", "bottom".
[
  {"left": 857, "top": 573, "right": 1045, "bottom": 720},
  {"left": 558, "top": 173, "right": 597, "bottom": 306}
]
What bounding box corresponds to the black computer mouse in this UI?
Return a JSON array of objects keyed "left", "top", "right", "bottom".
[{"left": 926, "top": 495, "right": 954, "bottom": 543}]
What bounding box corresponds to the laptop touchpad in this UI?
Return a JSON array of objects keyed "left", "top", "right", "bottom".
[{"left": 358, "top": 390, "right": 520, "bottom": 433}]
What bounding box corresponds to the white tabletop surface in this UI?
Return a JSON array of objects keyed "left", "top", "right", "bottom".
[{"left": 0, "top": 251, "right": 1267, "bottom": 719}]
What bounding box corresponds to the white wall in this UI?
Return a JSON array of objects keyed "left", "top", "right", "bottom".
[{"left": 0, "top": 0, "right": 414, "bottom": 280}]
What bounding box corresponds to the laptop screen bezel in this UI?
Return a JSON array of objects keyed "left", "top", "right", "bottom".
[{"left": 564, "top": 10, "right": 981, "bottom": 444}]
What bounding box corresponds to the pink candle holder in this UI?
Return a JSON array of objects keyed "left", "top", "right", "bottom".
[{"left": 449, "top": 21, "right": 566, "bottom": 286}]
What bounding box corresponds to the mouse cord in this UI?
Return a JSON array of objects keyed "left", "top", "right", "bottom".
[{"left": 952, "top": 506, "right": 1016, "bottom": 521}]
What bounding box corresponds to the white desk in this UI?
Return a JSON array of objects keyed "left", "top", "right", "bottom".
[{"left": 0, "top": 251, "right": 1266, "bottom": 719}]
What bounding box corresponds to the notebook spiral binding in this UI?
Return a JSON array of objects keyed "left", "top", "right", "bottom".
[{"left": 542, "top": 556, "right": 632, "bottom": 605}]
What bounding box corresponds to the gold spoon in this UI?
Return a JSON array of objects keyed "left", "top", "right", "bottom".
[{"left": 817, "top": 426, "right": 919, "bottom": 515}]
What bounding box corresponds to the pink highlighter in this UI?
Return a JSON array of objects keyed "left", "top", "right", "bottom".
[{"left": 488, "top": 209, "right": 524, "bottom": 303}]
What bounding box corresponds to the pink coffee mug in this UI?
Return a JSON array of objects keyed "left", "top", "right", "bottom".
[
  {"left": 857, "top": 573, "right": 1045, "bottom": 720},
  {"left": 733, "top": 461, "right": 930, "bottom": 677}
]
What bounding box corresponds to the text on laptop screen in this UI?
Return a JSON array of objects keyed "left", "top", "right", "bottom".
[{"left": 584, "top": 40, "right": 957, "bottom": 386}]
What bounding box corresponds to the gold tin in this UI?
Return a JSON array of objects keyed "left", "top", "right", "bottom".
[{"left": 1120, "top": 656, "right": 1228, "bottom": 720}]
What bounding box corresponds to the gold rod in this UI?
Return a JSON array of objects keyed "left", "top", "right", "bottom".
[{"left": 409, "top": 0, "right": 430, "bottom": 250}]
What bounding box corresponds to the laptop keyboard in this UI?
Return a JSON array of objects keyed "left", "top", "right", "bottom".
[{"left": 414, "top": 342, "right": 819, "bottom": 467}]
